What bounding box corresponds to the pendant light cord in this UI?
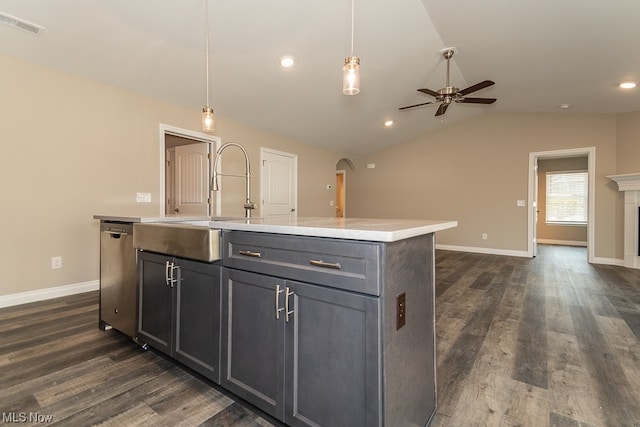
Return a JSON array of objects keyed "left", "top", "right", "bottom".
[
  {"left": 205, "top": 0, "right": 210, "bottom": 107},
  {"left": 350, "top": 0, "right": 355, "bottom": 56}
]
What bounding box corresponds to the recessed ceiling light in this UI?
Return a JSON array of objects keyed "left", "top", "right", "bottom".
[
  {"left": 559, "top": 104, "right": 570, "bottom": 109},
  {"left": 279, "top": 56, "right": 294, "bottom": 68},
  {"left": 384, "top": 120, "right": 394, "bottom": 127},
  {"left": 619, "top": 81, "right": 637, "bottom": 89}
]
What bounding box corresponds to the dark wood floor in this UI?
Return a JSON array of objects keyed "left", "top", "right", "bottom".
[
  {"left": 1, "top": 245, "right": 639, "bottom": 426},
  {"left": 0, "top": 294, "right": 277, "bottom": 426},
  {"left": 432, "top": 245, "right": 640, "bottom": 427}
]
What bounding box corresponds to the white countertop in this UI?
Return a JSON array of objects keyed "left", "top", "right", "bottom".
[
  {"left": 186, "top": 216, "right": 458, "bottom": 242},
  {"left": 95, "top": 214, "right": 457, "bottom": 242},
  {"left": 93, "top": 214, "right": 211, "bottom": 223}
]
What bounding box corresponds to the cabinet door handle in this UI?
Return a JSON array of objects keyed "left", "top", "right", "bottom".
[
  {"left": 309, "top": 259, "right": 342, "bottom": 270},
  {"left": 285, "top": 287, "right": 294, "bottom": 323},
  {"left": 239, "top": 250, "right": 262, "bottom": 258},
  {"left": 165, "top": 261, "right": 179, "bottom": 287},
  {"left": 169, "top": 264, "right": 179, "bottom": 288},
  {"left": 275, "top": 284, "right": 284, "bottom": 320},
  {"left": 165, "top": 261, "right": 171, "bottom": 286}
]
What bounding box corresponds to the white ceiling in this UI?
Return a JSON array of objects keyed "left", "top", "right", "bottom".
[{"left": 1, "top": 0, "right": 639, "bottom": 156}]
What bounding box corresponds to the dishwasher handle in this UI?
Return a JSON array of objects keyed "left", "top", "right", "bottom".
[
  {"left": 106, "top": 231, "right": 128, "bottom": 239},
  {"left": 100, "top": 222, "right": 133, "bottom": 236}
]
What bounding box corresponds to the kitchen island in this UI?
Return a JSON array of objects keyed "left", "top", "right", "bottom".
[{"left": 109, "top": 215, "right": 456, "bottom": 427}]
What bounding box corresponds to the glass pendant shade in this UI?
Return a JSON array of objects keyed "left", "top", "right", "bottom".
[
  {"left": 343, "top": 56, "right": 360, "bottom": 95},
  {"left": 202, "top": 107, "right": 214, "bottom": 132}
]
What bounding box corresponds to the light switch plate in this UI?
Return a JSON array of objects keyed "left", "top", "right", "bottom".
[
  {"left": 517, "top": 199, "right": 526, "bottom": 207},
  {"left": 136, "top": 192, "right": 152, "bottom": 203}
]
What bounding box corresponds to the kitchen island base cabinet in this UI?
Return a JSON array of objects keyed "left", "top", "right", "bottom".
[
  {"left": 222, "top": 230, "right": 438, "bottom": 427},
  {"left": 137, "top": 251, "right": 221, "bottom": 383},
  {"left": 221, "top": 268, "right": 381, "bottom": 427}
]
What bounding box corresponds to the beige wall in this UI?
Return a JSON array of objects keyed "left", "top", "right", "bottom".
[
  {"left": 536, "top": 157, "right": 588, "bottom": 244},
  {"left": 345, "top": 113, "right": 621, "bottom": 259},
  {"left": 0, "top": 54, "right": 341, "bottom": 297},
  {"left": 616, "top": 111, "right": 640, "bottom": 174}
]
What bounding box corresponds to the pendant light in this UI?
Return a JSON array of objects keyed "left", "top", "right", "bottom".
[
  {"left": 343, "top": 0, "right": 360, "bottom": 95},
  {"left": 201, "top": 0, "right": 215, "bottom": 132}
]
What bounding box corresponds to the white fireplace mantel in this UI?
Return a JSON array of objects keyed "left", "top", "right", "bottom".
[
  {"left": 608, "top": 173, "right": 640, "bottom": 191},
  {"left": 608, "top": 173, "right": 640, "bottom": 269}
]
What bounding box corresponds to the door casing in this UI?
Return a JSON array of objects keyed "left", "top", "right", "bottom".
[
  {"left": 159, "top": 124, "right": 220, "bottom": 216},
  {"left": 527, "top": 147, "right": 595, "bottom": 261}
]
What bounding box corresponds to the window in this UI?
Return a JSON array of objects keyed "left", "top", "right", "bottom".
[{"left": 545, "top": 171, "right": 588, "bottom": 224}]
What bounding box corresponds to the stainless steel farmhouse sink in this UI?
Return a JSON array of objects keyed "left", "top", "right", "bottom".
[{"left": 133, "top": 223, "right": 221, "bottom": 262}]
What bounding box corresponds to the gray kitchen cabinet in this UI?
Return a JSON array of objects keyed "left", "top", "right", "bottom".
[
  {"left": 221, "top": 268, "right": 380, "bottom": 426},
  {"left": 137, "top": 250, "right": 221, "bottom": 383},
  {"left": 221, "top": 230, "right": 437, "bottom": 427}
]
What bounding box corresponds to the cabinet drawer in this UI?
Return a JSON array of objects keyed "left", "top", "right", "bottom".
[{"left": 222, "top": 231, "right": 382, "bottom": 296}]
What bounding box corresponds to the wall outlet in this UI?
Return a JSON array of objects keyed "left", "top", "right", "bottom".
[
  {"left": 482, "top": 233, "right": 488, "bottom": 240},
  {"left": 51, "top": 256, "right": 62, "bottom": 269},
  {"left": 396, "top": 292, "right": 406, "bottom": 330},
  {"left": 136, "top": 192, "right": 152, "bottom": 203},
  {"left": 367, "top": 163, "right": 376, "bottom": 169},
  {"left": 517, "top": 199, "right": 526, "bottom": 207}
]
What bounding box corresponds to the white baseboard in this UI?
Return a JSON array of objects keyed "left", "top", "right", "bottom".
[
  {"left": 590, "top": 257, "right": 625, "bottom": 267},
  {"left": 537, "top": 239, "right": 587, "bottom": 247},
  {"left": 0, "top": 280, "right": 99, "bottom": 309},
  {"left": 436, "top": 244, "right": 625, "bottom": 267},
  {"left": 436, "top": 244, "right": 530, "bottom": 258}
]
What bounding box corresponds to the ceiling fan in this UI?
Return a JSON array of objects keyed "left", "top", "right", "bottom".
[{"left": 398, "top": 48, "right": 496, "bottom": 116}]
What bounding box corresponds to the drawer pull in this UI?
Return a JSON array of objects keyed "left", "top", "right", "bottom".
[
  {"left": 239, "top": 250, "right": 262, "bottom": 258},
  {"left": 309, "top": 259, "right": 342, "bottom": 270}
]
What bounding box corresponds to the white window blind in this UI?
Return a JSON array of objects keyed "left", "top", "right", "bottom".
[{"left": 546, "top": 171, "right": 588, "bottom": 224}]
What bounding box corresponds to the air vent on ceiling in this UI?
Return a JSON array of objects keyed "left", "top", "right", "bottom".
[{"left": 0, "top": 11, "right": 45, "bottom": 36}]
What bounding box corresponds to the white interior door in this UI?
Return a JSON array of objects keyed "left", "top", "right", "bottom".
[
  {"left": 261, "top": 148, "right": 297, "bottom": 216},
  {"left": 172, "top": 143, "right": 210, "bottom": 215}
]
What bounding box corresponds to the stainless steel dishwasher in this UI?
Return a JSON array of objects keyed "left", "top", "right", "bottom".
[{"left": 99, "top": 221, "right": 137, "bottom": 338}]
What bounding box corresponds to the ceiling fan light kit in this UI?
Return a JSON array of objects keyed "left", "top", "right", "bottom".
[{"left": 399, "top": 47, "right": 496, "bottom": 116}]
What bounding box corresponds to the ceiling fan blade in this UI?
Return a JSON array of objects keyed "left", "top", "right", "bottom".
[
  {"left": 398, "top": 101, "right": 436, "bottom": 111},
  {"left": 435, "top": 103, "right": 449, "bottom": 116},
  {"left": 457, "top": 80, "right": 495, "bottom": 96},
  {"left": 417, "top": 88, "right": 440, "bottom": 97},
  {"left": 458, "top": 97, "right": 497, "bottom": 104}
]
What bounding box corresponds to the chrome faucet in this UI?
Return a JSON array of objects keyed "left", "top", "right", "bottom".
[{"left": 211, "top": 142, "right": 256, "bottom": 218}]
